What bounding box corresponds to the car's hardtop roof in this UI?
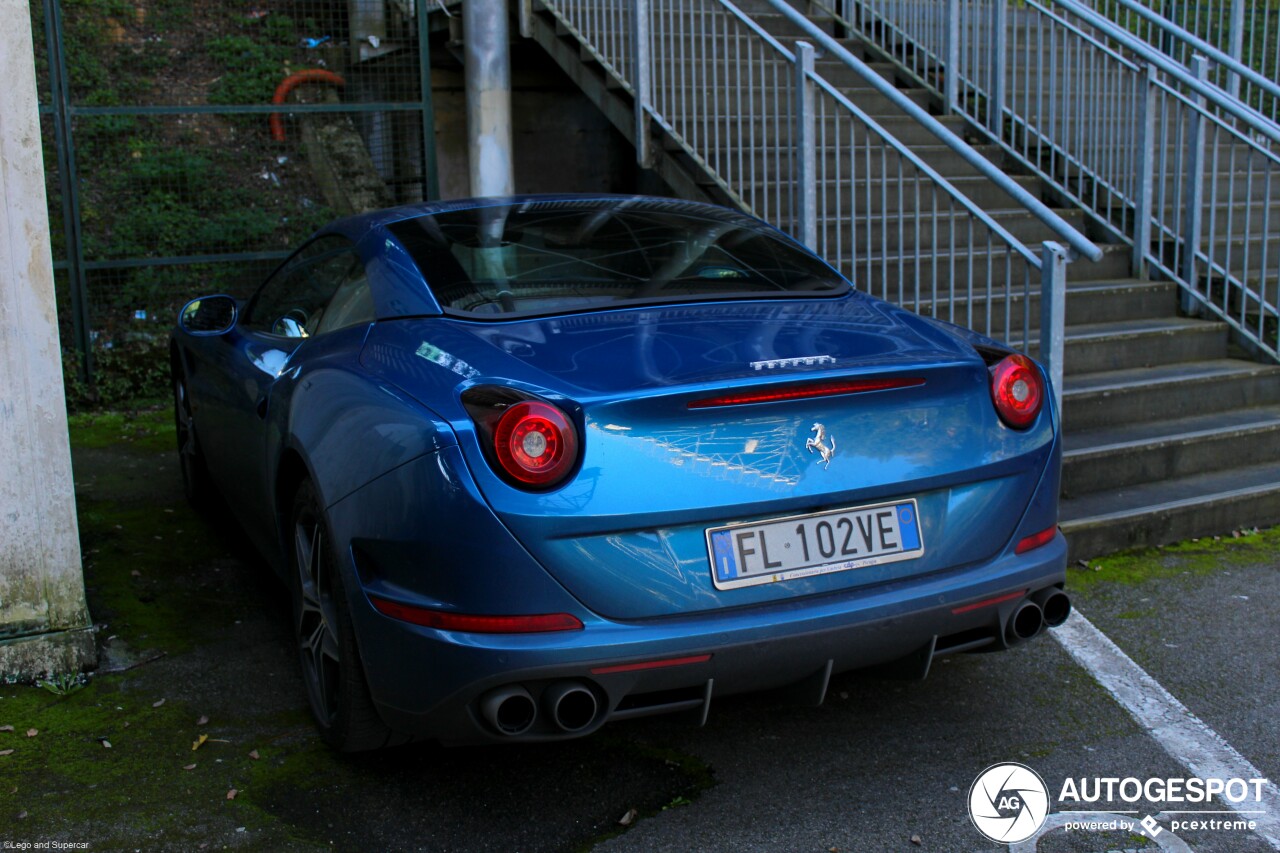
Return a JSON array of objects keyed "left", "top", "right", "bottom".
[{"left": 318, "top": 194, "right": 788, "bottom": 243}]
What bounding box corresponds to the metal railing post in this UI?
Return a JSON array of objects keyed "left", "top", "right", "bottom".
[
  {"left": 988, "top": 0, "right": 1008, "bottom": 137},
  {"left": 633, "top": 0, "right": 653, "bottom": 169},
  {"left": 795, "top": 41, "right": 818, "bottom": 250},
  {"left": 1131, "top": 63, "right": 1156, "bottom": 279},
  {"left": 1227, "top": 0, "right": 1246, "bottom": 100},
  {"left": 1040, "top": 241, "right": 1068, "bottom": 422},
  {"left": 944, "top": 0, "right": 960, "bottom": 114},
  {"left": 1181, "top": 55, "right": 1208, "bottom": 316},
  {"left": 44, "top": 0, "right": 92, "bottom": 384}
]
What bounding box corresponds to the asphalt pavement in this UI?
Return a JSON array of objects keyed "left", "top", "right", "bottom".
[{"left": 2, "top": 409, "right": 1276, "bottom": 853}]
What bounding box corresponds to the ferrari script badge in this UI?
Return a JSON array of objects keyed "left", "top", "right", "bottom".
[{"left": 805, "top": 423, "right": 836, "bottom": 469}]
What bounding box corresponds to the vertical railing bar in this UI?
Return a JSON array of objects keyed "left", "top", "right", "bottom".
[
  {"left": 1181, "top": 55, "right": 1209, "bottom": 315},
  {"left": 633, "top": 0, "right": 653, "bottom": 168},
  {"left": 1133, "top": 62, "right": 1156, "bottom": 278},
  {"left": 795, "top": 42, "right": 818, "bottom": 249},
  {"left": 1227, "top": 0, "right": 1245, "bottom": 99},
  {"left": 945, "top": 0, "right": 960, "bottom": 113},
  {"left": 988, "top": 0, "right": 1007, "bottom": 136}
]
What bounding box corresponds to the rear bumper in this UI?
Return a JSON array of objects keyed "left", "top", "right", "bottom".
[{"left": 356, "top": 531, "right": 1067, "bottom": 744}]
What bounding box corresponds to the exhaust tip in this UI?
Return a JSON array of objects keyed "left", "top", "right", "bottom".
[
  {"left": 1006, "top": 600, "right": 1044, "bottom": 645},
  {"left": 1037, "top": 589, "right": 1071, "bottom": 628},
  {"left": 480, "top": 686, "right": 537, "bottom": 736},
  {"left": 544, "top": 681, "right": 600, "bottom": 733}
]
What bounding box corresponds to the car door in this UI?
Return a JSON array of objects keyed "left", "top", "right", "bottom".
[{"left": 194, "top": 235, "right": 361, "bottom": 536}]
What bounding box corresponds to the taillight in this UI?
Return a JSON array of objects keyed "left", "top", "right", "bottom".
[
  {"left": 989, "top": 354, "right": 1044, "bottom": 429},
  {"left": 493, "top": 400, "right": 578, "bottom": 487}
]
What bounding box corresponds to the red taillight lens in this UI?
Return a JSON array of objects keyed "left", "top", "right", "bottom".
[
  {"left": 1015, "top": 525, "right": 1059, "bottom": 554},
  {"left": 370, "top": 597, "right": 584, "bottom": 633},
  {"left": 493, "top": 400, "right": 578, "bottom": 487},
  {"left": 989, "top": 354, "right": 1044, "bottom": 429}
]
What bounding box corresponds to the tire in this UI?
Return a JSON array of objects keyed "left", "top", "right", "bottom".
[
  {"left": 289, "top": 479, "right": 394, "bottom": 751},
  {"left": 172, "top": 368, "right": 212, "bottom": 508}
]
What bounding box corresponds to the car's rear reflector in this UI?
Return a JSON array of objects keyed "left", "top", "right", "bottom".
[
  {"left": 590, "top": 654, "right": 713, "bottom": 675},
  {"left": 1015, "top": 525, "right": 1059, "bottom": 554},
  {"left": 950, "top": 590, "right": 1027, "bottom": 615},
  {"left": 688, "top": 377, "right": 924, "bottom": 409},
  {"left": 370, "top": 597, "right": 583, "bottom": 633}
]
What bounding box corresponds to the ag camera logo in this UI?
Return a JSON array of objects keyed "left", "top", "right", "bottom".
[{"left": 969, "top": 762, "right": 1051, "bottom": 843}]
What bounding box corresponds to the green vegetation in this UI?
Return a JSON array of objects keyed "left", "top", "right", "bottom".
[
  {"left": 1067, "top": 525, "right": 1280, "bottom": 590},
  {"left": 41, "top": 1, "right": 338, "bottom": 411},
  {"left": 207, "top": 15, "right": 297, "bottom": 106}
]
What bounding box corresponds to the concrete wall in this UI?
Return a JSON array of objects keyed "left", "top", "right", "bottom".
[
  {"left": 0, "top": 0, "right": 95, "bottom": 677},
  {"left": 432, "top": 44, "right": 638, "bottom": 200}
]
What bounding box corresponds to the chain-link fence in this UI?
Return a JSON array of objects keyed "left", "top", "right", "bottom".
[{"left": 32, "top": 0, "right": 448, "bottom": 406}]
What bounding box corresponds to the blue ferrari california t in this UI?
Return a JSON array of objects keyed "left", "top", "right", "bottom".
[{"left": 170, "top": 195, "right": 1069, "bottom": 751}]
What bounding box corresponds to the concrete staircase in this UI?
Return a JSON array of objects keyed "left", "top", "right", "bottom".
[{"left": 523, "top": 0, "right": 1280, "bottom": 561}]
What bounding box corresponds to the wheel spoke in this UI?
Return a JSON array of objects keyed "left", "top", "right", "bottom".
[{"left": 293, "top": 508, "right": 340, "bottom": 722}]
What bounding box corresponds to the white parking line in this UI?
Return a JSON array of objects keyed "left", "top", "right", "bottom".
[{"left": 1053, "top": 609, "right": 1280, "bottom": 850}]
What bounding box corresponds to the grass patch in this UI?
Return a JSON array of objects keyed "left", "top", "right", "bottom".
[
  {"left": 68, "top": 406, "right": 173, "bottom": 451},
  {"left": 1068, "top": 525, "right": 1280, "bottom": 591}
]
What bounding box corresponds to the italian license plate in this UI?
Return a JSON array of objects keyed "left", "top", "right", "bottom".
[{"left": 706, "top": 499, "right": 924, "bottom": 590}]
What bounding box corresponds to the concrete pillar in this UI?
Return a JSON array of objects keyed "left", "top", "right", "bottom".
[
  {"left": 464, "top": 0, "right": 515, "bottom": 197},
  {"left": 0, "top": 0, "right": 95, "bottom": 677}
]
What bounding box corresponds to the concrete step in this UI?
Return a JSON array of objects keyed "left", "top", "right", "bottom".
[
  {"left": 1060, "top": 460, "right": 1280, "bottom": 562},
  {"left": 1062, "top": 358, "right": 1280, "bottom": 432},
  {"left": 1063, "top": 405, "right": 1280, "bottom": 497},
  {"left": 655, "top": 58, "right": 900, "bottom": 90},
  {"left": 1019, "top": 316, "right": 1229, "bottom": 375},
  {"left": 660, "top": 84, "right": 935, "bottom": 115},
  {"left": 695, "top": 142, "right": 1004, "bottom": 181},
  {"left": 739, "top": 173, "right": 1044, "bottom": 214},
  {"left": 845, "top": 242, "right": 1133, "bottom": 295},
  {"left": 889, "top": 279, "right": 1176, "bottom": 342},
  {"left": 773, "top": 207, "right": 1089, "bottom": 253},
  {"left": 723, "top": 114, "right": 973, "bottom": 148}
]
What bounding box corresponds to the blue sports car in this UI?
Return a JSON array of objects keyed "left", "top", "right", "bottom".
[{"left": 170, "top": 195, "right": 1069, "bottom": 751}]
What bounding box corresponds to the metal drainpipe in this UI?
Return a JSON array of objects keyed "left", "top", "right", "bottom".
[{"left": 464, "top": 0, "right": 515, "bottom": 197}]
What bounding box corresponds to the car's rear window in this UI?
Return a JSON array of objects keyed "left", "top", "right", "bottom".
[{"left": 386, "top": 199, "right": 848, "bottom": 318}]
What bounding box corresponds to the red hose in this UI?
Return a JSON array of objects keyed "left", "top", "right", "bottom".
[{"left": 269, "top": 69, "right": 347, "bottom": 142}]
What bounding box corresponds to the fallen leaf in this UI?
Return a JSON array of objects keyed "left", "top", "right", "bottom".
[
  {"left": 152, "top": 698, "right": 166, "bottom": 708},
  {"left": 192, "top": 734, "right": 209, "bottom": 751},
  {"left": 248, "top": 750, "right": 259, "bottom": 760},
  {"left": 183, "top": 763, "right": 196, "bottom": 771},
  {"left": 196, "top": 715, "right": 209, "bottom": 726},
  {"left": 618, "top": 807, "right": 638, "bottom": 826},
  {"left": 0, "top": 725, "right": 13, "bottom": 732},
  {"left": 25, "top": 729, "right": 37, "bottom": 738},
  {"left": 0, "top": 749, "right": 13, "bottom": 756},
  {"left": 226, "top": 788, "right": 238, "bottom": 800}
]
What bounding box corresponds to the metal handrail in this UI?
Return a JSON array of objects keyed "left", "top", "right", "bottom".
[
  {"left": 837, "top": 0, "right": 1280, "bottom": 361},
  {"left": 531, "top": 0, "right": 1079, "bottom": 404},
  {"left": 1054, "top": 0, "right": 1280, "bottom": 140},
  {"left": 1084, "top": 0, "right": 1280, "bottom": 110},
  {"left": 761, "top": 0, "right": 1103, "bottom": 263}
]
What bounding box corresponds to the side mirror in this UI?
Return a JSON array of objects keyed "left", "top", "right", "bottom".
[{"left": 179, "top": 295, "right": 238, "bottom": 336}]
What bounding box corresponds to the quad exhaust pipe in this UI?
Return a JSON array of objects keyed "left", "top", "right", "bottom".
[
  {"left": 480, "top": 681, "right": 602, "bottom": 736},
  {"left": 543, "top": 681, "right": 600, "bottom": 733},
  {"left": 1006, "top": 599, "right": 1044, "bottom": 645},
  {"left": 1033, "top": 587, "right": 1071, "bottom": 627},
  {"left": 1003, "top": 587, "right": 1072, "bottom": 646},
  {"left": 480, "top": 685, "right": 537, "bottom": 736}
]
